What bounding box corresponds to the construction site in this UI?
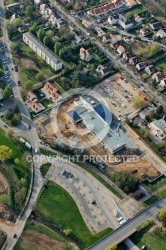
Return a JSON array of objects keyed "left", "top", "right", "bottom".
[{"left": 33, "top": 93, "right": 160, "bottom": 181}]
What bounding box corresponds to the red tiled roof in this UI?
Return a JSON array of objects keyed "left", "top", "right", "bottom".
[{"left": 90, "top": 0, "right": 122, "bottom": 15}]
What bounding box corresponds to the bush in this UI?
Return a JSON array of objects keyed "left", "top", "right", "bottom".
[{"left": 158, "top": 207, "right": 166, "bottom": 226}]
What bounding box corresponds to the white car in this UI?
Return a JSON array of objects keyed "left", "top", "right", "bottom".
[
  {"left": 114, "top": 209, "right": 118, "bottom": 217},
  {"left": 117, "top": 216, "right": 123, "bottom": 222},
  {"left": 120, "top": 219, "right": 126, "bottom": 225}
]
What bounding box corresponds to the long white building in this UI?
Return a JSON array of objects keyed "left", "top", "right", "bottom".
[{"left": 23, "top": 32, "right": 62, "bottom": 72}]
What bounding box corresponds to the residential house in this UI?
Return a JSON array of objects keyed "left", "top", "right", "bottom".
[
  {"left": 118, "top": 14, "right": 133, "bottom": 30},
  {"left": 117, "top": 45, "right": 125, "bottom": 55},
  {"left": 110, "top": 42, "right": 118, "bottom": 49},
  {"left": 148, "top": 118, "right": 166, "bottom": 139},
  {"left": 95, "top": 27, "right": 106, "bottom": 37},
  {"left": 87, "top": 0, "right": 124, "bottom": 17},
  {"left": 40, "top": 4, "right": 48, "bottom": 14},
  {"left": 158, "top": 78, "right": 166, "bottom": 91},
  {"left": 28, "top": 102, "right": 45, "bottom": 114},
  {"left": 108, "top": 15, "right": 119, "bottom": 25},
  {"left": 108, "top": 14, "right": 133, "bottom": 30},
  {"left": 140, "top": 27, "right": 149, "bottom": 36},
  {"left": 82, "top": 19, "right": 93, "bottom": 29},
  {"left": 34, "top": 0, "right": 42, "bottom": 5},
  {"left": 49, "top": 12, "right": 61, "bottom": 25},
  {"left": 156, "top": 29, "right": 166, "bottom": 39},
  {"left": 152, "top": 72, "right": 164, "bottom": 83},
  {"left": 27, "top": 91, "right": 38, "bottom": 102},
  {"left": 80, "top": 47, "right": 93, "bottom": 62},
  {"left": 129, "top": 56, "right": 138, "bottom": 65},
  {"left": 57, "top": 19, "right": 66, "bottom": 29},
  {"left": 6, "top": 3, "right": 21, "bottom": 12},
  {"left": 18, "top": 26, "right": 28, "bottom": 33},
  {"left": 102, "top": 35, "right": 111, "bottom": 43},
  {"left": 110, "top": 33, "right": 119, "bottom": 43},
  {"left": 123, "top": 52, "right": 131, "bottom": 61},
  {"left": 125, "top": 0, "right": 137, "bottom": 7},
  {"left": 149, "top": 21, "right": 162, "bottom": 30},
  {"left": 96, "top": 64, "right": 110, "bottom": 77},
  {"left": 145, "top": 65, "right": 155, "bottom": 75},
  {"left": 135, "top": 14, "right": 142, "bottom": 25},
  {"left": 23, "top": 32, "right": 63, "bottom": 71},
  {"left": 74, "top": 34, "right": 84, "bottom": 44},
  {"left": 136, "top": 61, "right": 147, "bottom": 71},
  {"left": 43, "top": 81, "right": 60, "bottom": 101}
]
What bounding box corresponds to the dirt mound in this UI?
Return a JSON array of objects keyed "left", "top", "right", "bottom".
[
  {"left": 22, "top": 230, "right": 65, "bottom": 250},
  {"left": 0, "top": 204, "right": 16, "bottom": 223}
]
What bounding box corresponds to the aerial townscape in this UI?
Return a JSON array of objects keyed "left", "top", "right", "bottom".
[{"left": 0, "top": 0, "right": 166, "bottom": 249}]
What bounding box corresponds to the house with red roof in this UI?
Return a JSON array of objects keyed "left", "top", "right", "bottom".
[
  {"left": 87, "top": 0, "right": 123, "bottom": 17},
  {"left": 42, "top": 81, "right": 60, "bottom": 102}
]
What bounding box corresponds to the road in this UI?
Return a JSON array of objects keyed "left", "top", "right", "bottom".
[
  {"left": 0, "top": 1, "right": 43, "bottom": 249},
  {"left": 50, "top": 0, "right": 165, "bottom": 107},
  {"left": 87, "top": 196, "right": 166, "bottom": 250}
]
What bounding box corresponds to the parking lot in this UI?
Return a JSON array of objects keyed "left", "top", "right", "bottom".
[{"left": 93, "top": 74, "right": 140, "bottom": 120}]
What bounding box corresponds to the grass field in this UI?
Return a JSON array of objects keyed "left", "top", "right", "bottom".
[
  {"left": 123, "top": 5, "right": 145, "bottom": 18},
  {"left": 130, "top": 220, "right": 166, "bottom": 250},
  {"left": 40, "top": 163, "right": 52, "bottom": 176},
  {"left": 0, "top": 129, "right": 30, "bottom": 212},
  {"left": 144, "top": 176, "right": 166, "bottom": 193},
  {"left": 36, "top": 181, "right": 113, "bottom": 248},
  {"left": 144, "top": 186, "right": 166, "bottom": 207},
  {"left": 155, "top": 58, "right": 166, "bottom": 74},
  {"left": 17, "top": 44, "right": 54, "bottom": 85}
]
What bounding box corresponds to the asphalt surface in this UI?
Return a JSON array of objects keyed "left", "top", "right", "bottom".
[
  {"left": 88, "top": 196, "right": 166, "bottom": 250},
  {"left": 50, "top": 0, "right": 165, "bottom": 107}
]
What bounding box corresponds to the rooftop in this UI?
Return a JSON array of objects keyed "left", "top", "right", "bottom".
[{"left": 23, "top": 32, "right": 62, "bottom": 64}]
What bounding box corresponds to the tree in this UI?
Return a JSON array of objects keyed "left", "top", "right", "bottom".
[
  {"left": 13, "top": 104, "right": 19, "bottom": 114},
  {"left": 3, "top": 86, "right": 12, "bottom": 99},
  {"left": 11, "top": 42, "right": 22, "bottom": 56},
  {"left": 106, "top": 244, "right": 118, "bottom": 250},
  {"left": 111, "top": 172, "right": 139, "bottom": 194},
  {"left": 54, "top": 42, "right": 62, "bottom": 55},
  {"left": 29, "top": 23, "right": 38, "bottom": 35},
  {"left": 46, "top": 30, "right": 53, "bottom": 38},
  {"left": 158, "top": 207, "right": 166, "bottom": 226},
  {"left": 43, "top": 35, "right": 50, "bottom": 45},
  {"left": 6, "top": 128, "right": 14, "bottom": 139},
  {"left": 25, "top": 5, "right": 34, "bottom": 17},
  {"left": 24, "top": 80, "right": 33, "bottom": 91},
  {"left": 5, "top": 110, "right": 14, "bottom": 120},
  {"left": 35, "top": 72, "right": 45, "bottom": 82},
  {"left": 12, "top": 18, "right": 22, "bottom": 29},
  {"left": 63, "top": 228, "right": 72, "bottom": 236},
  {"left": 14, "top": 158, "right": 20, "bottom": 164},
  {"left": 37, "top": 29, "right": 46, "bottom": 41},
  {"left": 0, "top": 145, "right": 12, "bottom": 162},
  {"left": 133, "top": 96, "right": 144, "bottom": 109}
]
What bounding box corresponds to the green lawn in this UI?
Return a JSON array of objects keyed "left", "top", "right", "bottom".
[
  {"left": 123, "top": 5, "right": 145, "bottom": 18},
  {"left": 130, "top": 221, "right": 166, "bottom": 250},
  {"left": 144, "top": 186, "right": 166, "bottom": 207},
  {"left": 36, "top": 181, "right": 113, "bottom": 248},
  {"left": 0, "top": 129, "right": 30, "bottom": 212},
  {"left": 41, "top": 99, "right": 53, "bottom": 109},
  {"left": 40, "top": 163, "right": 52, "bottom": 176},
  {"left": 17, "top": 43, "right": 54, "bottom": 85},
  {"left": 155, "top": 58, "right": 166, "bottom": 74},
  {"left": 144, "top": 176, "right": 166, "bottom": 193}
]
